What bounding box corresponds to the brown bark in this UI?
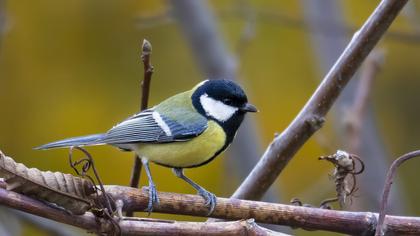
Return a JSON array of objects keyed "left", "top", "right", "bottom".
[
  {"left": 0, "top": 187, "right": 287, "bottom": 236},
  {"left": 103, "top": 186, "right": 420, "bottom": 235}
]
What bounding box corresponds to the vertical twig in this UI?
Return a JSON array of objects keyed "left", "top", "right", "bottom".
[
  {"left": 375, "top": 150, "right": 420, "bottom": 236},
  {"left": 231, "top": 0, "right": 408, "bottom": 201},
  {"left": 127, "top": 39, "right": 153, "bottom": 217},
  {"left": 140, "top": 39, "right": 153, "bottom": 111}
]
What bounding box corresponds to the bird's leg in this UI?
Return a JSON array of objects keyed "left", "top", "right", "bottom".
[
  {"left": 141, "top": 158, "right": 159, "bottom": 214},
  {"left": 172, "top": 168, "right": 216, "bottom": 215}
]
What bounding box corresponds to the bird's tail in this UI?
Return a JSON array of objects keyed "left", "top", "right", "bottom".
[{"left": 35, "top": 134, "right": 106, "bottom": 150}]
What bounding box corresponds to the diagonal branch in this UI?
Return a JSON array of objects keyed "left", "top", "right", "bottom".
[{"left": 231, "top": 0, "right": 408, "bottom": 201}]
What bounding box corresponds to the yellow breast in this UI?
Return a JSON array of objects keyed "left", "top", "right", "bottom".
[{"left": 132, "top": 121, "right": 226, "bottom": 168}]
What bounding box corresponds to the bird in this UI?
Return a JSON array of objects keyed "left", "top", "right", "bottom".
[{"left": 36, "top": 79, "right": 258, "bottom": 214}]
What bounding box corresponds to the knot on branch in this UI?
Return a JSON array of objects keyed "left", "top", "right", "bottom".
[
  {"left": 362, "top": 212, "right": 378, "bottom": 236},
  {"left": 305, "top": 115, "right": 325, "bottom": 132}
]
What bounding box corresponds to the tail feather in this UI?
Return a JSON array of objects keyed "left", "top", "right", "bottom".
[{"left": 35, "top": 134, "right": 106, "bottom": 150}]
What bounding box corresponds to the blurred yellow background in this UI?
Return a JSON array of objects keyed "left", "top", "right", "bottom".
[{"left": 1, "top": 1, "right": 420, "bottom": 235}]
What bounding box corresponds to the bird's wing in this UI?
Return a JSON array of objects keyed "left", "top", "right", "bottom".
[{"left": 102, "top": 109, "right": 208, "bottom": 144}]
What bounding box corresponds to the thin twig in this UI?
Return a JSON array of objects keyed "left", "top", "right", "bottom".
[
  {"left": 231, "top": 0, "right": 408, "bottom": 201},
  {"left": 140, "top": 39, "right": 153, "bottom": 111},
  {"left": 375, "top": 150, "right": 420, "bottom": 236},
  {"left": 127, "top": 39, "right": 154, "bottom": 216}
]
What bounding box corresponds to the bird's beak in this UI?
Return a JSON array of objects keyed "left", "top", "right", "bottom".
[{"left": 240, "top": 103, "right": 258, "bottom": 113}]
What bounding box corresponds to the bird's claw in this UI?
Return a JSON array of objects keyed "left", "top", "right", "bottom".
[
  {"left": 145, "top": 184, "right": 159, "bottom": 215},
  {"left": 198, "top": 188, "right": 217, "bottom": 216}
]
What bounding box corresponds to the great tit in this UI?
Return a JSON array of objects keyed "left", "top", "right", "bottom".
[{"left": 36, "top": 79, "right": 257, "bottom": 214}]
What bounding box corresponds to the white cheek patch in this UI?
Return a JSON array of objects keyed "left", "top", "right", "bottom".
[
  {"left": 152, "top": 111, "right": 172, "bottom": 136},
  {"left": 200, "top": 93, "right": 238, "bottom": 122}
]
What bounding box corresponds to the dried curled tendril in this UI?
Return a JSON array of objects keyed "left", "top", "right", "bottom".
[
  {"left": 0, "top": 150, "right": 94, "bottom": 215},
  {"left": 68, "top": 146, "right": 121, "bottom": 236},
  {"left": 319, "top": 150, "right": 365, "bottom": 208},
  {"left": 291, "top": 150, "right": 364, "bottom": 210},
  {"left": 0, "top": 148, "right": 122, "bottom": 235}
]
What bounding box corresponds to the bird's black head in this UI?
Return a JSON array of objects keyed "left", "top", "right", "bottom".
[{"left": 191, "top": 79, "right": 257, "bottom": 143}]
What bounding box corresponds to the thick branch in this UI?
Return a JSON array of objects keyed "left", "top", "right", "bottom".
[
  {"left": 0, "top": 187, "right": 285, "bottom": 236},
  {"left": 232, "top": 0, "right": 408, "bottom": 201},
  {"left": 1, "top": 181, "right": 420, "bottom": 235},
  {"left": 97, "top": 185, "right": 419, "bottom": 235}
]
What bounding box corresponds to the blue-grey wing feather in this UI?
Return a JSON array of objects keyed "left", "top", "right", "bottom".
[{"left": 102, "top": 109, "right": 207, "bottom": 144}]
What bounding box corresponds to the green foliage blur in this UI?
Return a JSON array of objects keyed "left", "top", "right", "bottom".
[{"left": 1, "top": 1, "right": 420, "bottom": 235}]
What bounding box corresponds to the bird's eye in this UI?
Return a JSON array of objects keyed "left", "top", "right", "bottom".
[{"left": 223, "top": 98, "right": 233, "bottom": 105}]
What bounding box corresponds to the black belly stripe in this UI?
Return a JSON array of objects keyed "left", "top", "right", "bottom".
[
  {"left": 152, "top": 116, "right": 241, "bottom": 169},
  {"left": 152, "top": 141, "right": 231, "bottom": 169}
]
